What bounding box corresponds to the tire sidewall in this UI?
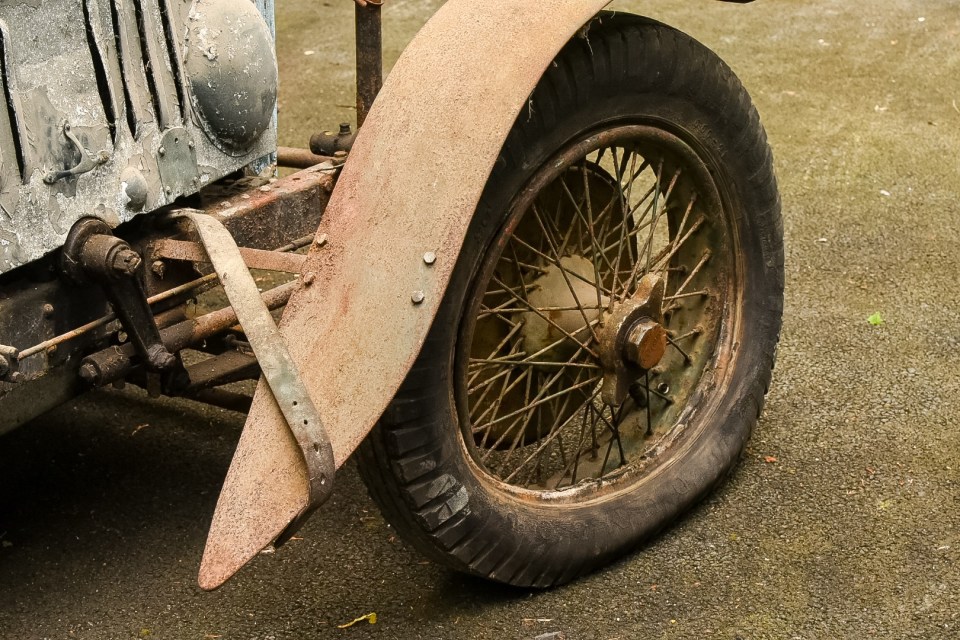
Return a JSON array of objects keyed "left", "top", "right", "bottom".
[{"left": 363, "top": 14, "right": 784, "bottom": 585}]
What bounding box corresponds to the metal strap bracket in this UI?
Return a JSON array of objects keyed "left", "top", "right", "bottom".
[{"left": 172, "top": 210, "right": 335, "bottom": 513}]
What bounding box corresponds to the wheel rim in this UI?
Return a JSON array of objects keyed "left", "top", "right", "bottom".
[{"left": 455, "top": 124, "right": 740, "bottom": 500}]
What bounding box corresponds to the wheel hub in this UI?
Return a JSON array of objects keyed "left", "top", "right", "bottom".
[
  {"left": 598, "top": 273, "right": 666, "bottom": 406},
  {"left": 624, "top": 318, "right": 667, "bottom": 370}
]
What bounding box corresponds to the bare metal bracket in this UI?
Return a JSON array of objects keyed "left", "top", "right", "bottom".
[
  {"left": 156, "top": 128, "right": 200, "bottom": 201},
  {"left": 172, "top": 210, "right": 336, "bottom": 512},
  {"left": 43, "top": 122, "right": 110, "bottom": 185}
]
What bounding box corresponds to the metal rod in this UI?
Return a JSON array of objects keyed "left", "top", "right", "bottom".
[
  {"left": 81, "top": 280, "right": 299, "bottom": 387},
  {"left": 276, "top": 147, "right": 335, "bottom": 169},
  {"left": 20, "top": 273, "right": 225, "bottom": 360},
  {"left": 275, "top": 234, "right": 316, "bottom": 253},
  {"left": 18, "top": 234, "right": 314, "bottom": 361},
  {"left": 167, "top": 281, "right": 298, "bottom": 353},
  {"left": 355, "top": 1, "right": 383, "bottom": 127},
  {"left": 153, "top": 239, "right": 308, "bottom": 273}
]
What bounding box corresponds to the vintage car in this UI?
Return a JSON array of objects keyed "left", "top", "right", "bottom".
[{"left": 0, "top": 0, "right": 783, "bottom": 590}]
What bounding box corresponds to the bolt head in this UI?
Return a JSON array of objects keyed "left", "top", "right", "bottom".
[
  {"left": 79, "top": 362, "right": 99, "bottom": 383},
  {"left": 422, "top": 251, "right": 436, "bottom": 266},
  {"left": 111, "top": 248, "right": 142, "bottom": 276},
  {"left": 303, "top": 271, "right": 316, "bottom": 286},
  {"left": 158, "top": 146, "right": 166, "bottom": 156},
  {"left": 624, "top": 319, "right": 667, "bottom": 370},
  {"left": 42, "top": 303, "right": 55, "bottom": 318},
  {"left": 146, "top": 344, "right": 176, "bottom": 370},
  {"left": 411, "top": 290, "right": 425, "bottom": 305}
]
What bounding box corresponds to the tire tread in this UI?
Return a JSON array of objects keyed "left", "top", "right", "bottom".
[{"left": 357, "top": 12, "right": 783, "bottom": 588}]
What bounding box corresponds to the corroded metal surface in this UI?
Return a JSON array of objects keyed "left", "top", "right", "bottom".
[
  {"left": 0, "top": 165, "right": 329, "bottom": 434},
  {"left": 598, "top": 274, "right": 667, "bottom": 406},
  {"left": 197, "top": 164, "right": 337, "bottom": 254},
  {"left": 0, "top": 0, "right": 277, "bottom": 274},
  {"left": 11, "top": 166, "right": 330, "bottom": 364},
  {"left": 199, "top": 0, "right": 611, "bottom": 590},
  {"left": 183, "top": 0, "right": 278, "bottom": 152},
  {"left": 276, "top": 146, "right": 334, "bottom": 169},
  {"left": 153, "top": 239, "right": 307, "bottom": 273},
  {"left": 354, "top": 2, "right": 382, "bottom": 128},
  {"left": 176, "top": 212, "right": 336, "bottom": 527},
  {"left": 78, "top": 280, "right": 298, "bottom": 388}
]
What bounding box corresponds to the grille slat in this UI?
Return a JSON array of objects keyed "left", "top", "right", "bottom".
[
  {"left": 131, "top": 0, "right": 181, "bottom": 130},
  {"left": 0, "top": 20, "right": 25, "bottom": 184},
  {"left": 82, "top": 0, "right": 120, "bottom": 145},
  {"left": 111, "top": 0, "right": 156, "bottom": 139}
]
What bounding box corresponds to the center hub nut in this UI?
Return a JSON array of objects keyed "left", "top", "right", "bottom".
[
  {"left": 624, "top": 319, "right": 667, "bottom": 370},
  {"left": 598, "top": 273, "right": 666, "bottom": 406}
]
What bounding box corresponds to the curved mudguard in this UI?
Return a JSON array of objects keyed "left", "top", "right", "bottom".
[{"left": 199, "top": 0, "right": 611, "bottom": 589}]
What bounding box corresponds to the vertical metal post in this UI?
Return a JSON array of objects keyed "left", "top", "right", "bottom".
[{"left": 355, "top": 2, "right": 383, "bottom": 128}]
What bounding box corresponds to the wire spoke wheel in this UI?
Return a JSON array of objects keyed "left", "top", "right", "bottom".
[
  {"left": 358, "top": 13, "right": 783, "bottom": 588},
  {"left": 457, "top": 126, "right": 732, "bottom": 495}
]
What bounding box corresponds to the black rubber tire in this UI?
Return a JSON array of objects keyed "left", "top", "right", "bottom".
[{"left": 356, "top": 13, "right": 784, "bottom": 588}]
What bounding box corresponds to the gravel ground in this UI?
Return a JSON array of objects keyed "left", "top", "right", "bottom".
[{"left": 1, "top": 0, "right": 958, "bottom": 638}]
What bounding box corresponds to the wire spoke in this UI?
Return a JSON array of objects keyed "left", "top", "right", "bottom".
[
  {"left": 469, "top": 358, "right": 599, "bottom": 369},
  {"left": 460, "top": 135, "right": 730, "bottom": 492},
  {"left": 477, "top": 375, "right": 600, "bottom": 433},
  {"left": 644, "top": 370, "right": 653, "bottom": 436},
  {"left": 555, "top": 406, "right": 592, "bottom": 489},
  {"left": 503, "top": 385, "right": 603, "bottom": 484},
  {"left": 669, "top": 327, "right": 702, "bottom": 343},
  {"left": 510, "top": 234, "right": 615, "bottom": 297},
  {"left": 491, "top": 275, "right": 600, "bottom": 359},
  {"left": 672, "top": 250, "right": 711, "bottom": 298},
  {"left": 479, "top": 304, "right": 604, "bottom": 315},
  {"left": 475, "top": 365, "right": 526, "bottom": 451},
  {"left": 667, "top": 335, "right": 692, "bottom": 364},
  {"left": 470, "top": 366, "right": 531, "bottom": 426},
  {"left": 474, "top": 344, "right": 590, "bottom": 441},
  {"left": 608, "top": 149, "right": 640, "bottom": 300},
  {"left": 581, "top": 164, "right": 605, "bottom": 311},
  {"left": 517, "top": 372, "right": 584, "bottom": 486},
  {"left": 529, "top": 205, "right": 601, "bottom": 343},
  {"left": 663, "top": 289, "right": 709, "bottom": 301},
  {"left": 558, "top": 178, "right": 622, "bottom": 296},
  {"left": 472, "top": 319, "right": 525, "bottom": 366}
]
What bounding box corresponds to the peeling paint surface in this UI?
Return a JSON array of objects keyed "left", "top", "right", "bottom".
[{"left": 0, "top": 0, "right": 277, "bottom": 274}]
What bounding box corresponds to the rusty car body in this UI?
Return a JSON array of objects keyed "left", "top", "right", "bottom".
[{"left": 0, "top": 0, "right": 784, "bottom": 591}]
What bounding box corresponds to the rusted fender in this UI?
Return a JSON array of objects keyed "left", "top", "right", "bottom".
[{"left": 199, "top": 0, "right": 611, "bottom": 590}]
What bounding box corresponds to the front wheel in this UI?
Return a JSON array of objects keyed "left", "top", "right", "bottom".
[{"left": 358, "top": 12, "right": 783, "bottom": 588}]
